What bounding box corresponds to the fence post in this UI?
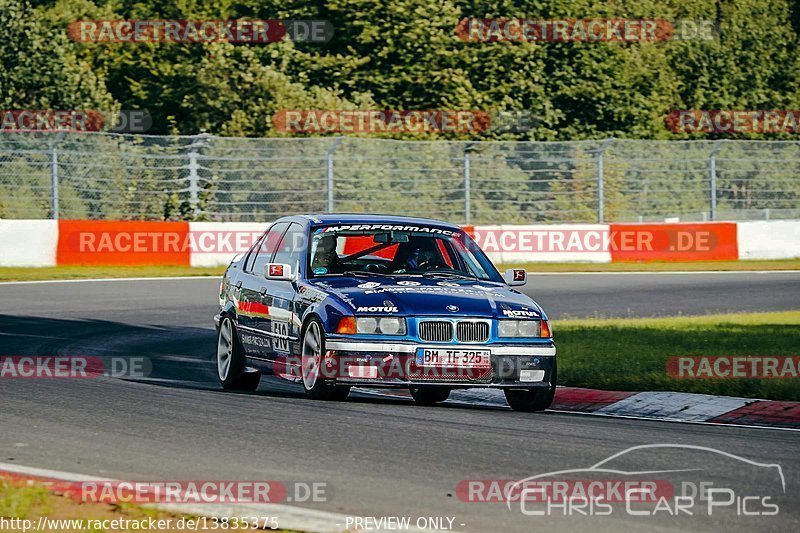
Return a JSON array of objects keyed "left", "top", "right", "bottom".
[
  {"left": 187, "top": 137, "right": 200, "bottom": 216},
  {"left": 326, "top": 138, "right": 342, "bottom": 213},
  {"left": 709, "top": 140, "right": 724, "bottom": 221},
  {"left": 49, "top": 144, "right": 59, "bottom": 220},
  {"left": 187, "top": 150, "right": 199, "bottom": 214},
  {"left": 463, "top": 146, "right": 472, "bottom": 225},
  {"left": 48, "top": 133, "right": 65, "bottom": 220},
  {"left": 187, "top": 134, "right": 210, "bottom": 216},
  {"left": 596, "top": 138, "right": 614, "bottom": 224}
]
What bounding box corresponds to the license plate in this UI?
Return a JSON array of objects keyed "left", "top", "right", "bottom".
[{"left": 416, "top": 348, "right": 491, "bottom": 368}]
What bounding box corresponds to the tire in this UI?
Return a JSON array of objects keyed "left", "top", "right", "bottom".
[
  {"left": 301, "top": 317, "right": 350, "bottom": 401},
  {"left": 410, "top": 387, "right": 450, "bottom": 406},
  {"left": 504, "top": 359, "right": 557, "bottom": 412},
  {"left": 217, "top": 316, "right": 261, "bottom": 392}
]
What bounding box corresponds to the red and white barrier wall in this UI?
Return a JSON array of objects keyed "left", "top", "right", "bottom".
[
  {"left": 0, "top": 220, "right": 59, "bottom": 267},
  {"left": 473, "top": 222, "right": 741, "bottom": 264},
  {"left": 0, "top": 219, "right": 798, "bottom": 267}
]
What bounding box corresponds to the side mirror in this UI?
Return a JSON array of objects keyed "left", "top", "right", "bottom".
[
  {"left": 265, "top": 263, "right": 294, "bottom": 281},
  {"left": 504, "top": 268, "right": 527, "bottom": 286}
]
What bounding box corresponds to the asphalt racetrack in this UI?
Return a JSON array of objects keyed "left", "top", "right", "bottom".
[{"left": 1, "top": 273, "right": 799, "bottom": 532}]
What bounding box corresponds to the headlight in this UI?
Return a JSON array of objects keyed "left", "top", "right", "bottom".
[
  {"left": 498, "top": 320, "right": 543, "bottom": 338},
  {"left": 356, "top": 317, "right": 406, "bottom": 335},
  {"left": 357, "top": 317, "right": 378, "bottom": 334},
  {"left": 379, "top": 317, "right": 404, "bottom": 335}
]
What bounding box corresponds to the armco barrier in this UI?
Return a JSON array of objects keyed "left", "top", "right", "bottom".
[
  {"left": 0, "top": 219, "right": 798, "bottom": 267},
  {"left": 472, "top": 224, "right": 611, "bottom": 264},
  {"left": 56, "top": 220, "right": 191, "bottom": 266},
  {"left": 0, "top": 219, "right": 57, "bottom": 267},
  {"left": 188, "top": 222, "right": 270, "bottom": 267},
  {"left": 737, "top": 220, "right": 800, "bottom": 260},
  {"left": 608, "top": 222, "right": 739, "bottom": 262},
  {"left": 473, "top": 222, "right": 740, "bottom": 263}
]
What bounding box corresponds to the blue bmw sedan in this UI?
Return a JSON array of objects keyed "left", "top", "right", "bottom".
[{"left": 215, "top": 214, "right": 556, "bottom": 411}]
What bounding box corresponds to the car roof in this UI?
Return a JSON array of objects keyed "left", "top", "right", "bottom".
[{"left": 296, "top": 213, "right": 462, "bottom": 230}]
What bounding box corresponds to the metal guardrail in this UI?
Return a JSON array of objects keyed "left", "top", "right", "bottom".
[{"left": 0, "top": 133, "right": 798, "bottom": 223}]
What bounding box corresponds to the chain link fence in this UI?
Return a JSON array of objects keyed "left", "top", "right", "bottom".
[{"left": 0, "top": 132, "right": 798, "bottom": 224}]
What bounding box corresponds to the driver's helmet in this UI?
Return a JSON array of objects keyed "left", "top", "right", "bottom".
[
  {"left": 397, "top": 238, "right": 440, "bottom": 271},
  {"left": 312, "top": 234, "right": 338, "bottom": 269}
]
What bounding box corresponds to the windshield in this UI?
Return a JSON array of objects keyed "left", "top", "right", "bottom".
[{"left": 308, "top": 225, "right": 503, "bottom": 282}]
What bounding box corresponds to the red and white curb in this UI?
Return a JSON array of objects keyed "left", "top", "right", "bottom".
[
  {"left": 357, "top": 387, "right": 800, "bottom": 429},
  {"left": 0, "top": 462, "right": 438, "bottom": 533},
  {"left": 558, "top": 388, "right": 800, "bottom": 428}
]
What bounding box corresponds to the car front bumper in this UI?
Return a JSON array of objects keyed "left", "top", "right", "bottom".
[{"left": 321, "top": 338, "right": 556, "bottom": 389}]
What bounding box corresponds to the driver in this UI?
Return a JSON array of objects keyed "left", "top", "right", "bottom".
[
  {"left": 392, "top": 238, "right": 444, "bottom": 272},
  {"left": 311, "top": 235, "right": 340, "bottom": 273}
]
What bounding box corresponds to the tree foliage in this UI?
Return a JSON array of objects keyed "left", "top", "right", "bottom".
[{"left": 0, "top": 0, "right": 796, "bottom": 140}]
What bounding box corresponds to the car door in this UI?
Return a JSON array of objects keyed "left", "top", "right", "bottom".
[
  {"left": 236, "top": 222, "right": 289, "bottom": 359},
  {"left": 257, "top": 222, "right": 306, "bottom": 362}
]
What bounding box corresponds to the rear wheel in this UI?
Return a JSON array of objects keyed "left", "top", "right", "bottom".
[
  {"left": 301, "top": 318, "right": 350, "bottom": 401},
  {"left": 504, "top": 360, "right": 557, "bottom": 412},
  {"left": 410, "top": 387, "right": 450, "bottom": 406},
  {"left": 217, "top": 316, "right": 261, "bottom": 391}
]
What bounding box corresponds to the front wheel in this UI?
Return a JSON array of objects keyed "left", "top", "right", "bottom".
[
  {"left": 301, "top": 318, "right": 350, "bottom": 401},
  {"left": 504, "top": 360, "right": 557, "bottom": 412},
  {"left": 410, "top": 387, "right": 450, "bottom": 406},
  {"left": 217, "top": 316, "right": 261, "bottom": 391}
]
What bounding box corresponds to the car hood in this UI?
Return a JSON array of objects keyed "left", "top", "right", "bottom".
[{"left": 310, "top": 276, "right": 544, "bottom": 319}]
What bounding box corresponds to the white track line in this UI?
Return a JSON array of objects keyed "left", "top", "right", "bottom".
[
  {"left": 0, "top": 462, "right": 441, "bottom": 533},
  {"left": 0, "top": 276, "right": 220, "bottom": 286},
  {"left": 1, "top": 270, "right": 799, "bottom": 286},
  {"left": 527, "top": 270, "right": 800, "bottom": 276}
]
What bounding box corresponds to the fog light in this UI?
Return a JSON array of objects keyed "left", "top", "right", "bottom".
[
  {"left": 520, "top": 369, "right": 546, "bottom": 382},
  {"left": 348, "top": 365, "right": 378, "bottom": 379}
]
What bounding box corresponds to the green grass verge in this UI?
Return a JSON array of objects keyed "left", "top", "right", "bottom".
[
  {"left": 0, "top": 478, "right": 293, "bottom": 532},
  {"left": 0, "top": 480, "right": 51, "bottom": 519},
  {"left": 1, "top": 258, "right": 799, "bottom": 282},
  {"left": 500, "top": 258, "right": 800, "bottom": 272},
  {"left": 556, "top": 311, "right": 800, "bottom": 401}
]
